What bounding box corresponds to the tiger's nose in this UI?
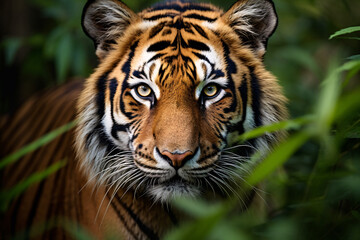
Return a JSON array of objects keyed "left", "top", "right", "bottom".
[{"left": 161, "top": 150, "right": 194, "bottom": 169}]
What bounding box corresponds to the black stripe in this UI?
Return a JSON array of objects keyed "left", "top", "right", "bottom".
[
  {"left": 240, "top": 75, "right": 248, "bottom": 123},
  {"left": 96, "top": 72, "right": 107, "bottom": 122},
  {"left": 187, "top": 40, "right": 210, "bottom": 51},
  {"left": 193, "top": 52, "right": 209, "bottom": 62},
  {"left": 148, "top": 53, "right": 165, "bottom": 63},
  {"left": 210, "top": 69, "right": 225, "bottom": 79},
  {"left": 109, "top": 78, "right": 128, "bottom": 140},
  {"left": 42, "top": 160, "right": 66, "bottom": 240},
  {"left": 221, "top": 40, "right": 237, "bottom": 114},
  {"left": 120, "top": 40, "right": 139, "bottom": 121},
  {"left": 164, "top": 206, "right": 179, "bottom": 226},
  {"left": 86, "top": 72, "right": 113, "bottom": 150},
  {"left": 191, "top": 23, "right": 209, "bottom": 39},
  {"left": 24, "top": 178, "right": 47, "bottom": 235},
  {"left": 115, "top": 195, "right": 160, "bottom": 240},
  {"left": 147, "top": 41, "right": 172, "bottom": 52},
  {"left": 183, "top": 14, "right": 216, "bottom": 22},
  {"left": 249, "top": 66, "right": 262, "bottom": 127},
  {"left": 109, "top": 199, "right": 138, "bottom": 239},
  {"left": 10, "top": 190, "right": 23, "bottom": 236},
  {"left": 86, "top": 67, "right": 127, "bottom": 154},
  {"left": 149, "top": 22, "right": 167, "bottom": 39},
  {"left": 10, "top": 94, "right": 75, "bottom": 235},
  {"left": 149, "top": 4, "right": 214, "bottom": 13},
  {"left": 227, "top": 78, "right": 248, "bottom": 135},
  {"left": 134, "top": 160, "right": 164, "bottom": 171},
  {"left": 144, "top": 14, "right": 175, "bottom": 21}
]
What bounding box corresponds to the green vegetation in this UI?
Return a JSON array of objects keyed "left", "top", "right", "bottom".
[
  {"left": 165, "top": 26, "right": 360, "bottom": 239},
  {"left": 1, "top": 0, "right": 359, "bottom": 239}
]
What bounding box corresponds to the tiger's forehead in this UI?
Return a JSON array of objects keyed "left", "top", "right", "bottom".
[
  {"left": 129, "top": 9, "right": 226, "bottom": 88},
  {"left": 139, "top": 1, "right": 223, "bottom": 21}
]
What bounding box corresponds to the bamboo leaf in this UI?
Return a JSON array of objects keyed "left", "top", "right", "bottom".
[
  {"left": 329, "top": 26, "right": 360, "bottom": 39},
  {"left": 314, "top": 61, "right": 342, "bottom": 135},
  {"left": 56, "top": 34, "right": 73, "bottom": 83}
]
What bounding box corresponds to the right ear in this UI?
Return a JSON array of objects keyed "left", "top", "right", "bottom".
[{"left": 82, "top": 0, "right": 138, "bottom": 59}]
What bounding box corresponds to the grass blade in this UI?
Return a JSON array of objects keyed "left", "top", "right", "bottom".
[
  {"left": 0, "top": 160, "right": 67, "bottom": 212},
  {"left": 0, "top": 121, "right": 76, "bottom": 169},
  {"left": 329, "top": 26, "right": 360, "bottom": 39},
  {"left": 237, "top": 116, "right": 313, "bottom": 142},
  {"left": 245, "top": 131, "right": 310, "bottom": 187}
]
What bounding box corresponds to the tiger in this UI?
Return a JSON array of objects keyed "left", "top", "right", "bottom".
[{"left": 0, "top": 0, "right": 287, "bottom": 239}]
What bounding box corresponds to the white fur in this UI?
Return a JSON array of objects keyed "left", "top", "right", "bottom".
[{"left": 229, "top": 0, "right": 268, "bottom": 36}]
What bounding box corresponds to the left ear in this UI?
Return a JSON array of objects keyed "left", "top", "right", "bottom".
[{"left": 222, "top": 0, "right": 278, "bottom": 57}]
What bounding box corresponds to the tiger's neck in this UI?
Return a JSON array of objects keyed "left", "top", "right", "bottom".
[{"left": 82, "top": 178, "right": 179, "bottom": 239}]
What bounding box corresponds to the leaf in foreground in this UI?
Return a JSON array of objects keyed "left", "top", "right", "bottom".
[
  {"left": 245, "top": 132, "right": 310, "bottom": 187},
  {"left": 0, "top": 160, "right": 66, "bottom": 212},
  {"left": 0, "top": 121, "right": 76, "bottom": 169},
  {"left": 329, "top": 26, "right": 360, "bottom": 39}
]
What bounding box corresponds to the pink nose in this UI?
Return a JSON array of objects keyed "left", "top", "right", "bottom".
[{"left": 161, "top": 150, "right": 193, "bottom": 168}]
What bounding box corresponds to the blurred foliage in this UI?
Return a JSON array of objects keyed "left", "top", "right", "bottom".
[
  {"left": 0, "top": 121, "right": 75, "bottom": 212},
  {"left": 165, "top": 27, "right": 360, "bottom": 239},
  {"left": 2, "top": 0, "right": 94, "bottom": 83},
  {"left": 0, "top": 0, "right": 360, "bottom": 239}
]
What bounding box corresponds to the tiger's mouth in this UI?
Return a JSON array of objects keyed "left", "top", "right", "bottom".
[
  {"left": 148, "top": 175, "right": 201, "bottom": 202},
  {"left": 163, "top": 175, "right": 186, "bottom": 187},
  {"left": 145, "top": 154, "right": 220, "bottom": 202}
]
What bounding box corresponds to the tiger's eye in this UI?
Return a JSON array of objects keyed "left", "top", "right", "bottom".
[
  {"left": 137, "top": 85, "right": 152, "bottom": 97},
  {"left": 203, "top": 84, "right": 218, "bottom": 97}
]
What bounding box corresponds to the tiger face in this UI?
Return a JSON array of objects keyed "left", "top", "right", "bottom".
[{"left": 76, "top": 0, "right": 287, "bottom": 202}]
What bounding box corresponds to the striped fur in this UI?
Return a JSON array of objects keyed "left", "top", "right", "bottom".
[{"left": 1, "top": 0, "right": 287, "bottom": 239}]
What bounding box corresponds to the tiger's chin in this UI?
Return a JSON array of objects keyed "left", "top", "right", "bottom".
[{"left": 148, "top": 177, "right": 201, "bottom": 203}]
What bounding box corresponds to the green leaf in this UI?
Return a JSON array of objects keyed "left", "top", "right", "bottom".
[
  {"left": 2, "top": 37, "right": 23, "bottom": 65},
  {"left": 276, "top": 47, "right": 320, "bottom": 76},
  {"left": 62, "top": 220, "right": 96, "bottom": 240},
  {"left": 0, "top": 121, "right": 76, "bottom": 169},
  {"left": 172, "top": 197, "right": 223, "bottom": 218},
  {"left": 336, "top": 60, "right": 360, "bottom": 73},
  {"left": 313, "top": 61, "right": 342, "bottom": 135},
  {"left": 44, "top": 27, "right": 66, "bottom": 58},
  {"left": 337, "top": 37, "right": 360, "bottom": 41},
  {"left": 0, "top": 160, "right": 66, "bottom": 212},
  {"left": 335, "top": 88, "right": 360, "bottom": 122},
  {"left": 237, "top": 116, "right": 313, "bottom": 143},
  {"left": 245, "top": 132, "right": 310, "bottom": 187},
  {"left": 329, "top": 26, "right": 360, "bottom": 39},
  {"left": 164, "top": 205, "right": 228, "bottom": 240},
  {"left": 56, "top": 34, "right": 73, "bottom": 83},
  {"left": 347, "top": 55, "right": 360, "bottom": 61}
]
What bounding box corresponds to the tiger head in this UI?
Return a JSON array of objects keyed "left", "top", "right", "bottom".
[{"left": 76, "top": 0, "right": 287, "bottom": 202}]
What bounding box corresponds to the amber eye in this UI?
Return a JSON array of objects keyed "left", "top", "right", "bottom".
[
  {"left": 136, "top": 84, "right": 152, "bottom": 98},
  {"left": 203, "top": 84, "right": 219, "bottom": 98}
]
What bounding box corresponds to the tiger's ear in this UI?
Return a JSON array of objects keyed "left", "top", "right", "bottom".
[
  {"left": 222, "top": 0, "right": 278, "bottom": 57},
  {"left": 82, "top": 0, "right": 138, "bottom": 59}
]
